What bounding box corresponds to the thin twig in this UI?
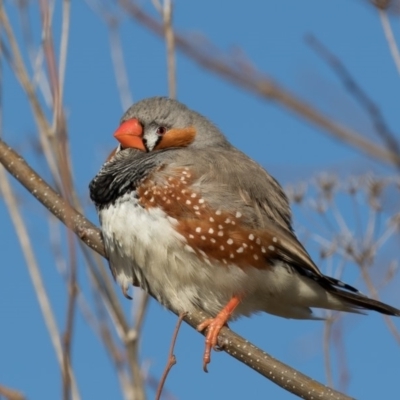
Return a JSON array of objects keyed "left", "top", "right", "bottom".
[
  {"left": 0, "top": 384, "right": 26, "bottom": 400},
  {"left": 0, "top": 4, "right": 61, "bottom": 184},
  {"left": 0, "top": 166, "right": 81, "bottom": 400},
  {"left": 58, "top": 0, "right": 70, "bottom": 106},
  {"left": 87, "top": 1, "right": 134, "bottom": 111},
  {"left": 62, "top": 231, "right": 78, "bottom": 400},
  {"left": 358, "top": 261, "right": 400, "bottom": 345},
  {"left": 118, "top": 0, "right": 400, "bottom": 168},
  {"left": 108, "top": 22, "right": 134, "bottom": 111},
  {"left": 379, "top": 9, "right": 400, "bottom": 75},
  {"left": 161, "top": 0, "right": 176, "bottom": 99},
  {"left": 126, "top": 290, "right": 150, "bottom": 399},
  {"left": 323, "top": 315, "right": 335, "bottom": 388},
  {"left": 156, "top": 312, "right": 186, "bottom": 400},
  {"left": 306, "top": 35, "right": 400, "bottom": 169}
]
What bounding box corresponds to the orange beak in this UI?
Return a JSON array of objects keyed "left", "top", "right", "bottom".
[{"left": 113, "top": 119, "right": 146, "bottom": 151}]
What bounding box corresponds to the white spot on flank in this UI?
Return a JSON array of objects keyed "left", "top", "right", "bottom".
[
  {"left": 261, "top": 246, "right": 266, "bottom": 253},
  {"left": 201, "top": 235, "right": 206, "bottom": 240},
  {"left": 182, "top": 171, "right": 188, "bottom": 175},
  {"left": 195, "top": 227, "right": 201, "bottom": 233},
  {"left": 272, "top": 237, "right": 278, "bottom": 243},
  {"left": 166, "top": 200, "right": 171, "bottom": 204},
  {"left": 150, "top": 197, "right": 154, "bottom": 202},
  {"left": 230, "top": 253, "right": 235, "bottom": 259},
  {"left": 220, "top": 245, "right": 225, "bottom": 251},
  {"left": 182, "top": 189, "right": 187, "bottom": 194},
  {"left": 186, "top": 200, "right": 191, "bottom": 205},
  {"left": 237, "top": 247, "right": 244, "bottom": 253},
  {"left": 227, "top": 238, "right": 234, "bottom": 245},
  {"left": 215, "top": 210, "right": 222, "bottom": 215},
  {"left": 208, "top": 228, "right": 214, "bottom": 234},
  {"left": 268, "top": 245, "right": 275, "bottom": 251},
  {"left": 209, "top": 217, "right": 215, "bottom": 222},
  {"left": 225, "top": 218, "right": 231, "bottom": 224},
  {"left": 189, "top": 234, "right": 194, "bottom": 239},
  {"left": 256, "top": 238, "right": 261, "bottom": 245},
  {"left": 218, "top": 225, "right": 223, "bottom": 230},
  {"left": 162, "top": 196, "right": 167, "bottom": 201},
  {"left": 195, "top": 211, "right": 201, "bottom": 215},
  {"left": 191, "top": 193, "right": 197, "bottom": 198},
  {"left": 186, "top": 174, "right": 191, "bottom": 178},
  {"left": 176, "top": 196, "right": 181, "bottom": 200},
  {"left": 222, "top": 259, "right": 227, "bottom": 264},
  {"left": 236, "top": 212, "right": 242, "bottom": 218},
  {"left": 249, "top": 234, "right": 255, "bottom": 241},
  {"left": 199, "top": 198, "right": 205, "bottom": 204},
  {"left": 253, "top": 254, "right": 259, "bottom": 260},
  {"left": 144, "top": 190, "right": 149, "bottom": 196},
  {"left": 193, "top": 205, "right": 199, "bottom": 210},
  {"left": 218, "top": 231, "right": 224, "bottom": 237},
  {"left": 243, "top": 243, "right": 248, "bottom": 248},
  {"left": 210, "top": 238, "right": 216, "bottom": 243}
]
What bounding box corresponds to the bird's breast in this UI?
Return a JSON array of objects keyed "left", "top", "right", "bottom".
[{"left": 98, "top": 189, "right": 265, "bottom": 316}]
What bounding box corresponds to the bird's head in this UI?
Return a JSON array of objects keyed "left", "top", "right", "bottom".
[{"left": 109, "top": 97, "right": 229, "bottom": 158}]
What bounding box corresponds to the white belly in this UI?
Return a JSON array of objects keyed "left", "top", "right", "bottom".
[{"left": 99, "top": 193, "right": 347, "bottom": 319}]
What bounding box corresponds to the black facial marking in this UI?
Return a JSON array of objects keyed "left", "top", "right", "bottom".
[{"left": 89, "top": 150, "right": 160, "bottom": 209}]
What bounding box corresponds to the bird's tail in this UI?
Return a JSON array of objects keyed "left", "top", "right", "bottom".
[{"left": 326, "top": 282, "right": 400, "bottom": 316}]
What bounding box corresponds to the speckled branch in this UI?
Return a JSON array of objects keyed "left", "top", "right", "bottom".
[{"left": 0, "top": 138, "right": 354, "bottom": 400}]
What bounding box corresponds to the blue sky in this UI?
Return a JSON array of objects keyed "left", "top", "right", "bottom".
[{"left": 1, "top": 1, "right": 400, "bottom": 399}]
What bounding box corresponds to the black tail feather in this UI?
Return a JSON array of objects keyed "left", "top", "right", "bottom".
[{"left": 328, "top": 286, "right": 400, "bottom": 316}]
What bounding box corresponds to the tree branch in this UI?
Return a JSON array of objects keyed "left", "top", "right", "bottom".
[
  {"left": 118, "top": 0, "right": 400, "bottom": 168},
  {"left": 0, "top": 138, "right": 354, "bottom": 400}
]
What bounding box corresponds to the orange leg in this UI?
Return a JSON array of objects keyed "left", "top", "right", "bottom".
[{"left": 197, "top": 295, "right": 241, "bottom": 372}]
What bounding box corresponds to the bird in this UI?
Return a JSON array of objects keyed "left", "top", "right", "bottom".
[{"left": 89, "top": 96, "right": 400, "bottom": 371}]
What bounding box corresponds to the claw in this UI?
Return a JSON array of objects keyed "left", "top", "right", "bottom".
[
  {"left": 196, "top": 295, "right": 241, "bottom": 372},
  {"left": 122, "top": 285, "right": 132, "bottom": 299}
]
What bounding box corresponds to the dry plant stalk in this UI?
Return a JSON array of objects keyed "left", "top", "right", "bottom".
[
  {"left": 0, "top": 2, "right": 146, "bottom": 399},
  {"left": 288, "top": 174, "right": 400, "bottom": 390},
  {"left": 119, "top": 0, "right": 400, "bottom": 168},
  {"left": 0, "top": 384, "right": 26, "bottom": 400}
]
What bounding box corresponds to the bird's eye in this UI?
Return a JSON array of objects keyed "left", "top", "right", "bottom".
[{"left": 156, "top": 126, "right": 167, "bottom": 135}]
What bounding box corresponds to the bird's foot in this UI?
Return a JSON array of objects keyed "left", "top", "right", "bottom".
[{"left": 196, "top": 295, "right": 241, "bottom": 372}]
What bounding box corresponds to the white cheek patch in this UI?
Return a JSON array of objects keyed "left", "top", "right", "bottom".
[{"left": 144, "top": 131, "right": 160, "bottom": 151}]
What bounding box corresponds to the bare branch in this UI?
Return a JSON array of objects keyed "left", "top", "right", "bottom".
[
  {"left": 0, "top": 138, "right": 355, "bottom": 400},
  {"left": 0, "top": 384, "right": 26, "bottom": 400},
  {"left": 58, "top": 0, "right": 71, "bottom": 105},
  {"left": 108, "top": 22, "right": 134, "bottom": 111},
  {"left": 0, "top": 166, "right": 81, "bottom": 400},
  {"left": 160, "top": 0, "right": 176, "bottom": 99},
  {"left": 156, "top": 312, "right": 186, "bottom": 400},
  {"left": 306, "top": 35, "right": 400, "bottom": 168},
  {"left": 0, "top": 4, "right": 60, "bottom": 183},
  {"left": 118, "top": 0, "right": 400, "bottom": 168}
]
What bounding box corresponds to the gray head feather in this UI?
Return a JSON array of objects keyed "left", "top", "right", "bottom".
[{"left": 121, "top": 97, "right": 231, "bottom": 150}]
